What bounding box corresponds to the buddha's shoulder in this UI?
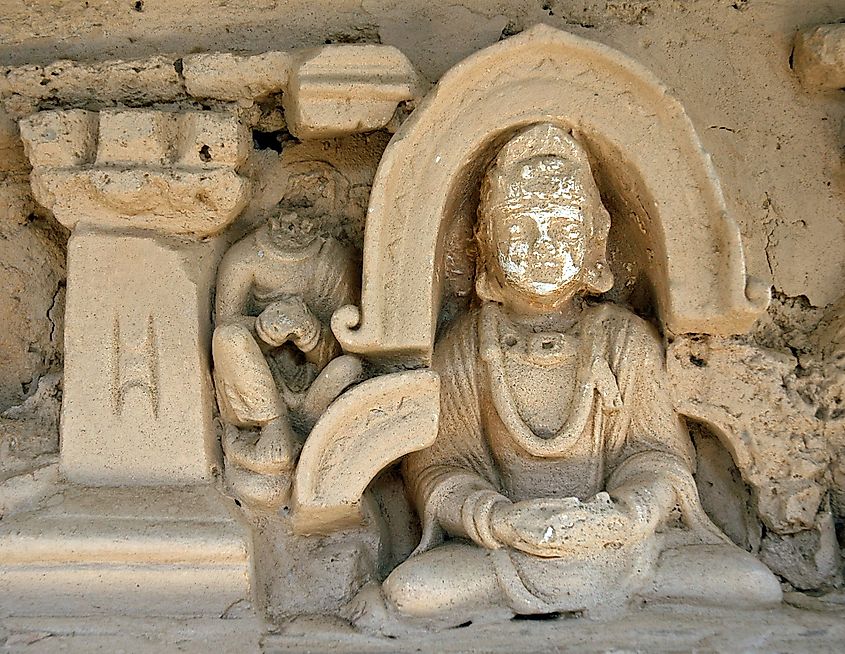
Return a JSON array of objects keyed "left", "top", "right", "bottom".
[
  {"left": 582, "top": 302, "right": 661, "bottom": 345},
  {"left": 433, "top": 306, "right": 483, "bottom": 362}
]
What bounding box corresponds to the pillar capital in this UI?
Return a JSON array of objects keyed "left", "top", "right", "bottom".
[{"left": 19, "top": 108, "right": 250, "bottom": 237}]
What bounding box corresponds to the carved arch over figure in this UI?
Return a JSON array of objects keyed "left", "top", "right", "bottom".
[{"left": 335, "top": 24, "right": 769, "bottom": 363}]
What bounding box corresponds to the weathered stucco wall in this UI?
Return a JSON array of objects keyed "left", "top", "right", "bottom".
[
  {"left": 0, "top": 0, "right": 842, "bottom": 623},
  {"left": 1, "top": 1, "right": 843, "bottom": 410}
]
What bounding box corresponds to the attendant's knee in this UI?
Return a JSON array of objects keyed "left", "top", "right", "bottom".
[{"left": 213, "top": 323, "right": 254, "bottom": 358}]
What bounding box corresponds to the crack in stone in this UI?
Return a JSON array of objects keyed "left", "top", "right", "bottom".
[{"left": 46, "top": 280, "right": 63, "bottom": 349}]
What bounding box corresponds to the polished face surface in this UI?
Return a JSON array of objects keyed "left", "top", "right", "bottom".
[{"left": 485, "top": 156, "right": 591, "bottom": 300}]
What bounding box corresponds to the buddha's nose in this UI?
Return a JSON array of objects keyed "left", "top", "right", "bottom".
[{"left": 533, "top": 235, "right": 557, "bottom": 258}]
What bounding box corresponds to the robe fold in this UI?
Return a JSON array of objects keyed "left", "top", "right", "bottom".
[{"left": 403, "top": 301, "right": 727, "bottom": 612}]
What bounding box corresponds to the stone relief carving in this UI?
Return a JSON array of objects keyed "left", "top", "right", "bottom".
[
  {"left": 333, "top": 26, "right": 770, "bottom": 365},
  {"left": 345, "top": 124, "right": 781, "bottom": 632},
  {"left": 1, "top": 22, "right": 842, "bottom": 641},
  {"left": 212, "top": 209, "right": 362, "bottom": 506}
]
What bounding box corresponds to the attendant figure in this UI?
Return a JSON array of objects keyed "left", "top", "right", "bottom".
[{"left": 213, "top": 211, "right": 361, "bottom": 505}]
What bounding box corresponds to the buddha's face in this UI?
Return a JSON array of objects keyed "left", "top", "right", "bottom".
[{"left": 483, "top": 156, "right": 593, "bottom": 302}]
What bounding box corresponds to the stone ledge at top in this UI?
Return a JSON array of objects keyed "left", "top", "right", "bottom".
[
  {"left": 3, "top": 44, "right": 426, "bottom": 140},
  {"left": 0, "top": 55, "right": 184, "bottom": 110},
  {"left": 183, "top": 51, "right": 294, "bottom": 101}
]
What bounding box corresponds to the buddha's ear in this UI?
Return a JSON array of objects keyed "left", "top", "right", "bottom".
[
  {"left": 475, "top": 269, "right": 507, "bottom": 304},
  {"left": 582, "top": 206, "right": 614, "bottom": 295}
]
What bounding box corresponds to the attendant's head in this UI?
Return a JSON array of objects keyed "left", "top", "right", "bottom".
[
  {"left": 476, "top": 123, "right": 613, "bottom": 310},
  {"left": 268, "top": 210, "right": 320, "bottom": 250}
]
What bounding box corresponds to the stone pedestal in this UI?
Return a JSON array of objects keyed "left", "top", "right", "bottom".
[
  {"left": 21, "top": 110, "right": 249, "bottom": 486},
  {"left": 0, "top": 108, "right": 254, "bottom": 616},
  {"left": 0, "top": 485, "right": 251, "bottom": 617},
  {"left": 19, "top": 108, "right": 249, "bottom": 485}
]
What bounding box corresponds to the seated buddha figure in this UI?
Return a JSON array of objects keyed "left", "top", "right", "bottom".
[{"left": 353, "top": 124, "right": 782, "bottom": 629}]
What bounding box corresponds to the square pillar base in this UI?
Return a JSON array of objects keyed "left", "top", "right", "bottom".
[{"left": 0, "top": 484, "right": 253, "bottom": 618}]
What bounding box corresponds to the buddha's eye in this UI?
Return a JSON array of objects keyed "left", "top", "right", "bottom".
[
  {"left": 508, "top": 216, "right": 539, "bottom": 241},
  {"left": 548, "top": 214, "right": 584, "bottom": 242}
]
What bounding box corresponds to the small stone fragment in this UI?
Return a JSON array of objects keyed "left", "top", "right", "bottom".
[
  {"left": 283, "top": 45, "right": 425, "bottom": 139},
  {"left": 793, "top": 24, "right": 845, "bottom": 91}
]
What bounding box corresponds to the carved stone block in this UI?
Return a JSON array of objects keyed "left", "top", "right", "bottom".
[
  {"left": 96, "top": 109, "right": 178, "bottom": 166},
  {"left": 60, "top": 231, "right": 220, "bottom": 484},
  {"left": 0, "top": 486, "right": 251, "bottom": 616},
  {"left": 292, "top": 370, "right": 440, "bottom": 534},
  {"left": 20, "top": 109, "right": 250, "bottom": 236},
  {"left": 4, "top": 18, "right": 842, "bottom": 644},
  {"left": 176, "top": 111, "right": 252, "bottom": 169},
  {"left": 17, "top": 109, "right": 97, "bottom": 168},
  {"left": 283, "top": 45, "right": 425, "bottom": 139},
  {"left": 183, "top": 51, "right": 293, "bottom": 101},
  {"left": 1, "top": 56, "right": 184, "bottom": 109}
]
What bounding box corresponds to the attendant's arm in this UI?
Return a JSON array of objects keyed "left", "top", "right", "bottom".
[
  {"left": 215, "top": 241, "right": 257, "bottom": 332},
  {"left": 303, "top": 241, "right": 361, "bottom": 369},
  {"left": 302, "top": 320, "right": 342, "bottom": 369}
]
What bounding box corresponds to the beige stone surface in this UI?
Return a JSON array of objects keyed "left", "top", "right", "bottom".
[
  {"left": 0, "top": 1, "right": 840, "bottom": 305},
  {"left": 0, "top": 616, "right": 263, "bottom": 653},
  {"left": 8, "top": 605, "right": 844, "bottom": 653},
  {"left": 668, "top": 337, "right": 827, "bottom": 534},
  {"left": 283, "top": 44, "right": 425, "bottom": 139},
  {"left": 20, "top": 109, "right": 251, "bottom": 236},
  {"left": 0, "top": 1, "right": 842, "bottom": 646},
  {"left": 0, "top": 183, "right": 64, "bottom": 413},
  {"left": 17, "top": 109, "right": 97, "bottom": 168},
  {"left": 6, "top": 45, "right": 423, "bottom": 141},
  {"left": 0, "top": 373, "right": 61, "bottom": 491},
  {"left": 183, "top": 51, "right": 293, "bottom": 101},
  {"left": 60, "top": 231, "right": 220, "bottom": 485},
  {"left": 0, "top": 485, "right": 251, "bottom": 617},
  {"left": 336, "top": 25, "right": 767, "bottom": 363},
  {"left": 0, "top": 56, "right": 183, "bottom": 112},
  {"left": 292, "top": 370, "right": 439, "bottom": 533},
  {"left": 668, "top": 330, "right": 844, "bottom": 589}
]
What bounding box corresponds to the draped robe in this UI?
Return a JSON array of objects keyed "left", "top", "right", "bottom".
[{"left": 403, "top": 301, "right": 727, "bottom": 612}]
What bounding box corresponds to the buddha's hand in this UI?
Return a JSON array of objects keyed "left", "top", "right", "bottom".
[
  {"left": 256, "top": 296, "right": 321, "bottom": 351},
  {"left": 490, "top": 493, "right": 644, "bottom": 558}
]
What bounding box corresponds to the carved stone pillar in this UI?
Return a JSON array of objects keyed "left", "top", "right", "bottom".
[
  {"left": 19, "top": 108, "right": 249, "bottom": 484},
  {"left": 0, "top": 109, "right": 254, "bottom": 618}
]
